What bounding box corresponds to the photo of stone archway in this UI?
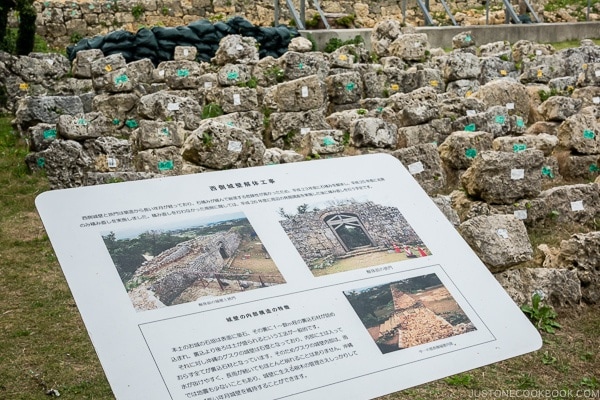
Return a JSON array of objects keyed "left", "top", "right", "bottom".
[
  {"left": 101, "top": 212, "right": 285, "bottom": 312},
  {"left": 278, "top": 199, "right": 431, "bottom": 276},
  {"left": 344, "top": 273, "right": 476, "bottom": 354}
]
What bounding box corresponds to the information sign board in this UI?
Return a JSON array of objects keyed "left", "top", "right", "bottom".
[{"left": 36, "top": 154, "right": 541, "bottom": 400}]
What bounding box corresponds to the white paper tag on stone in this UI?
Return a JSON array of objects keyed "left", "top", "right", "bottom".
[
  {"left": 167, "top": 102, "right": 180, "bottom": 111},
  {"left": 158, "top": 70, "right": 165, "bottom": 77},
  {"left": 506, "top": 102, "right": 515, "bottom": 110},
  {"left": 107, "top": 157, "right": 118, "bottom": 168},
  {"left": 571, "top": 200, "right": 584, "bottom": 211},
  {"left": 227, "top": 140, "right": 243, "bottom": 153},
  {"left": 496, "top": 228, "right": 509, "bottom": 239},
  {"left": 535, "top": 50, "right": 542, "bottom": 56},
  {"left": 300, "top": 127, "right": 311, "bottom": 135},
  {"left": 204, "top": 81, "right": 213, "bottom": 89},
  {"left": 301, "top": 86, "right": 309, "bottom": 98},
  {"left": 233, "top": 93, "right": 241, "bottom": 106},
  {"left": 183, "top": 49, "right": 189, "bottom": 56},
  {"left": 414, "top": 42, "right": 421, "bottom": 48},
  {"left": 466, "top": 109, "right": 476, "bottom": 117},
  {"left": 511, "top": 168, "right": 525, "bottom": 180},
  {"left": 46, "top": 59, "right": 54, "bottom": 66},
  {"left": 408, "top": 161, "right": 424, "bottom": 175},
  {"left": 236, "top": 44, "right": 244, "bottom": 51},
  {"left": 596, "top": 70, "right": 600, "bottom": 78},
  {"left": 593, "top": 97, "right": 600, "bottom": 104},
  {"left": 514, "top": 209, "right": 528, "bottom": 220}
]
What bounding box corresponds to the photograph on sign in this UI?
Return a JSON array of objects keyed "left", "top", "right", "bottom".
[
  {"left": 101, "top": 212, "right": 285, "bottom": 311},
  {"left": 278, "top": 198, "right": 430, "bottom": 276},
  {"left": 343, "top": 273, "right": 476, "bottom": 354}
]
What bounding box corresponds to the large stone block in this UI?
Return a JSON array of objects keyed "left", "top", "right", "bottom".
[
  {"left": 538, "top": 96, "right": 582, "bottom": 121},
  {"left": 525, "top": 183, "right": 600, "bottom": 227},
  {"left": 471, "top": 78, "right": 530, "bottom": 125},
  {"left": 392, "top": 143, "right": 446, "bottom": 195},
  {"left": 132, "top": 120, "right": 185, "bottom": 151},
  {"left": 263, "top": 75, "right": 327, "bottom": 112},
  {"left": 15, "top": 96, "right": 84, "bottom": 131},
  {"left": 138, "top": 92, "right": 202, "bottom": 130},
  {"left": 351, "top": 117, "right": 398, "bottom": 149},
  {"left": 387, "top": 86, "right": 439, "bottom": 127},
  {"left": 25, "top": 139, "right": 91, "bottom": 189},
  {"left": 558, "top": 108, "right": 600, "bottom": 154},
  {"left": 72, "top": 49, "right": 105, "bottom": 79},
  {"left": 492, "top": 133, "right": 559, "bottom": 156},
  {"left": 135, "top": 146, "right": 183, "bottom": 176},
  {"left": 57, "top": 112, "right": 115, "bottom": 141},
  {"left": 219, "top": 87, "right": 259, "bottom": 113},
  {"left": 325, "top": 71, "right": 364, "bottom": 106},
  {"left": 442, "top": 51, "right": 481, "bottom": 82},
  {"left": 212, "top": 35, "right": 259, "bottom": 66},
  {"left": 438, "top": 131, "right": 494, "bottom": 170},
  {"left": 84, "top": 136, "right": 133, "bottom": 172},
  {"left": 461, "top": 149, "right": 544, "bottom": 204}
]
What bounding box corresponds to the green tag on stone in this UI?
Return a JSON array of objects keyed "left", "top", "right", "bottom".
[
  {"left": 114, "top": 74, "right": 129, "bottom": 84},
  {"left": 495, "top": 115, "right": 505, "bottom": 124},
  {"left": 465, "top": 35, "right": 472, "bottom": 42},
  {"left": 227, "top": 71, "right": 239, "bottom": 80},
  {"left": 37, "top": 158, "right": 45, "bottom": 168},
  {"left": 465, "top": 148, "right": 477, "bottom": 159},
  {"left": 345, "top": 82, "right": 356, "bottom": 91},
  {"left": 516, "top": 117, "right": 525, "bottom": 128},
  {"left": 541, "top": 166, "right": 554, "bottom": 178},
  {"left": 323, "top": 137, "right": 335, "bottom": 146},
  {"left": 590, "top": 164, "right": 599, "bottom": 173},
  {"left": 160, "top": 127, "right": 170, "bottom": 136},
  {"left": 158, "top": 160, "right": 174, "bottom": 171},
  {"left": 226, "top": 122, "right": 234, "bottom": 127},
  {"left": 298, "top": 63, "right": 304, "bottom": 69},
  {"left": 77, "top": 118, "right": 87, "bottom": 126},
  {"left": 376, "top": 107, "right": 383, "bottom": 113},
  {"left": 177, "top": 69, "right": 189, "bottom": 77},
  {"left": 583, "top": 129, "right": 595, "bottom": 139},
  {"left": 513, "top": 143, "right": 527, "bottom": 152},
  {"left": 112, "top": 118, "right": 120, "bottom": 125},
  {"left": 464, "top": 123, "right": 476, "bottom": 132},
  {"left": 125, "top": 119, "right": 138, "bottom": 129},
  {"left": 43, "top": 129, "right": 57, "bottom": 140}
]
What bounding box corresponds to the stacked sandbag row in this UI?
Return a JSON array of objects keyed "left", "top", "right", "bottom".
[{"left": 66, "top": 17, "right": 299, "bottom": 66}]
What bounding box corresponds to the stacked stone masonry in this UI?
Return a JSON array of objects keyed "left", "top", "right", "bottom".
[{"left": 3, "top": 21, "right": 600, "bottom": 309}]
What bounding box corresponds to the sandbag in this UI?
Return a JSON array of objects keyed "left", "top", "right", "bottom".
[{"left": 134, "top": 28, "right": 158, "bottom": 50}]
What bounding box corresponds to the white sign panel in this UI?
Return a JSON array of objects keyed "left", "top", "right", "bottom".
[{"left": 36, "top": 154, "right": 540, "bottom": 400}]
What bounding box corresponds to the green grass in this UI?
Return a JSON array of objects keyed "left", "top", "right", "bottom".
[{"left": 0, "top": 113, "right": 599, "bottom": 399}]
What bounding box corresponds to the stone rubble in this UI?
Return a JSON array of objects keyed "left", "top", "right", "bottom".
[{"left": 3, "top": 25, "right": 600, "bottom": 308}]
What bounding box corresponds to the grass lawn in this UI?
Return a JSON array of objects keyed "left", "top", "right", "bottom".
[{"left": 0, "top": 114, "right": 598, "bottom": 399}]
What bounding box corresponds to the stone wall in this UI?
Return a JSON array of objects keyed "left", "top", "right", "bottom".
[
  {"left": 21, "top": 0, "right": 600, "bottom": 50},
  {"left": 279, "top": 201, "right": 425, "bottom": 264}
]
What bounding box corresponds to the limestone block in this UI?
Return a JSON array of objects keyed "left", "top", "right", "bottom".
[
  {"left": 492, "top": 134, "right": 559, "bottom": 156},
  {"left": 558, "top": 109, "right": 600, "bottom": 154},
  {"left": 212, "top": 35, "right": 259, "bottom": 66},
  {"left": 27, "top": 123, "right": 58, "bottom": 152},
  {"left": 309, "top": 129, "right": 345, "bottom": 155},
  {"left": 471, "top": 79, "right": 530, "bottom": 125},
  {"left": 461, "top": 149, "right": 545, "bottom": 204},
  {"left": 95, "top": 68, "right": 135, "bottom": 93},
  {"left": 325, "top": 108, "right": 369, "bottom": 132},
  {"left": 526, "top": 121, "right": 560, "bottom": 136},
  {"left": 92, "top": 93, "right": 140, "bottom": 128},
  {"left": 479, "top": 57, "right": 519, "bottom": 85},
  {"left": 125, "top": 58, "right": 155, "bottom": 85},
  {"left": 495, "top": 268, "right": 581, "bottom": 308},
  {"left": 445, "top": 79, "right": 480, "bottom": 98},
  {"left": 571, "top": 86, "right": 600, "bottom": 108},
  {"left": 84, "top": 136, "right": 133, "bottom": 172},
  {"left": 370, "top": 19, "right": 402, "bottom": 57},
  {"left": 548, "top": 76, "right": 577, "bottom": 93},
  {"left": 263, "top": 75, "right": 327, "bottom": 112},
  {"left": 288, "top": 37, "right": 313, "bottom": 53},
  {"left": 15, "top": 96, "right": 84, "bottom": 130},
  {"left": 156, "top": 60, "right": 205, "bottom": 90},
  {"left": 362, "top": 70, "right": 387, "bottom": 99},
  {"left": 174, "top": 46, "right": 198, "bottom": 61},
  {"left": 325, "top": 71, "right": 363, "bottom": 105},
  {"left": 543, "top": 232, "right": 600, "bottom": 304},
  {"left": 276, "top": 51, "right": 330, "bottom": 82},
  {"left": 452, "top": 31, "right": 475, "bottom": 49},
  {"left": 351, "top": 117, "right": 397, "bottom": 149},
  {"left": 449, "top": 189, "right": 494, "bottom": 222},
  {"left": 437, "top": 95, "right": 486, "bottom": 121},
  {"left": 216, "top": 64, "right": 252, "bottom": 87},
  {"left": 182, "top": 120, "right": 266, "bottom": 169},
  {"left": 138, "top": 92, "right": 202, "bottom": 130},
  {"left": 392, "top": 143, "right": 446, "bottom": 195},
  {"left": 442, "top": 51, "right": 481, "bottom": 82},
  {"left": 512, "top": 40, "right": 554, "bottom": 64},
  {"left": 538, "top": 96, "right": 582, "bottom": 122},
  {"left": 133, "top": 120, "right": 185, "bottom": 150},
  {"left": 459, "top": 214, "right": 533, "bottom": 272},
  {"left": 478, "top": 40, "right": 512, "bottom": 60},
  {"left": 263, "top": 148, "right": 305, "bottom": 165},
  {"left": 57, "top": 112, "right": 115, "bottom": 141},
  {"left": 526, "top": 183, "right": 600, "bottom": 227},
  {"left": 387, "top": 86, "right": 439, "bottom": 127},
  {"left": 576, "top": 62, "right": 600, "bottom": 88},
  {"left": 12, "top": 53, "right": 70, "bottom": 83},
  {"left": 438, "top": 131, "right": 494, "bottom": 170},
  {"left": 557, "top": 154, "right": 600, "bottom": 181},
  {"left": 90, "top": 53, "right": 127, "bottom": 79},
  {"left": 218, "top": 87, "right": 259, "bottom": 113},
  {"left": 396, "top": 123, "right": 440, "bottom": 149},
  {"left": 269, "top": 109, "right": 330, "bottom": 144},
  {"left": 388, "top": 33, "right": 430, "bottom": 62},
  {"left": 135, "top": 146, "right": 183, "bottom": 176},
  {"left": 25, "top": 140, "right": 91, "bottom": 189},
  {"left": 520, "top": 55, "right": 567, "bottom": 84},
  {"left": 210, "top": 111, "right": 266, "bottom": 138}
]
